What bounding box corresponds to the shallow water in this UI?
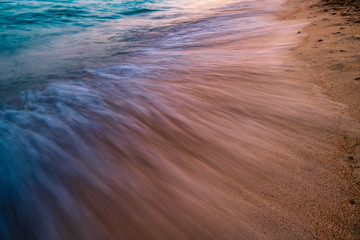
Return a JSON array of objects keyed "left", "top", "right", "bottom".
[{"left": 0, "top": 0, "right": 350, "bottom": 239}]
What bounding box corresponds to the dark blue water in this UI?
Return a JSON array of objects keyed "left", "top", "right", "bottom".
[{"left": 1, "top": 0, "right": 344, "bottom": 239}]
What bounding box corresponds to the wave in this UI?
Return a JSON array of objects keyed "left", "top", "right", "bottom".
[
  {"left": 122, "top": 8, "right": 161, "bottom": 16},
  {"left": 0, "top": 0, "right": 356, "bottom": 239}
]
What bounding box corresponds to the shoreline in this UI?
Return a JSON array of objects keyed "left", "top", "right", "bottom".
[
  {"left": 2, "top": 1, "right": 359, "bottom": 239},
  {"left": 288, "top": 0, "right": 360, "bottom": 121},
  {"left": 279, "top": 0, "right": 360, "bottom": 238}
]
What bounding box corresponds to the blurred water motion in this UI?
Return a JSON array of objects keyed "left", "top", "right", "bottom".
[{"left": 0, "top": 0, "right": 349, "bottom": 239}]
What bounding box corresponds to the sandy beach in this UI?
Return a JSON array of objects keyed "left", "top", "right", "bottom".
[
  {"left": 278, "top": 0, "right": 360, "bottom": 238},
  {"left": 1, "top": 0, "right": 360, "bottom": 239}
]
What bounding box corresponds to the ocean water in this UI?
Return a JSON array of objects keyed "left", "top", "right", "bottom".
[{"left": 0, "top": 0, "right": 348, "bottom": 239}]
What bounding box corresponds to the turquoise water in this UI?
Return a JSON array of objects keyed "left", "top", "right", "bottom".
[
  {"left": 0, "top": 0, "right": 164, "bottom": 53},
  {"left": 0, "top": 0, "right": 311, "bottom": 239}
]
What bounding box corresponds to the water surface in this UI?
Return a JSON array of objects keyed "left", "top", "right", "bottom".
[{"left": 0, "top": 0, "right": 349, "bottom": 239}]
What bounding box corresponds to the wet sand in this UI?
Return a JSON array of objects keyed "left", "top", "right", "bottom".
[
  {"left": 277, "top": 0, "right": 360, "bottom": 238},
  {"left": 282, "top": 0, "right": 360, "bottom": 121},
  {"left": 2, "top": 1, "right": 360, "bottom": 239}
]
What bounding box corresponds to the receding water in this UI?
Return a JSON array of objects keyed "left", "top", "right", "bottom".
[{"left": 0, "top": 0, "right": 352, "bottom": 239}]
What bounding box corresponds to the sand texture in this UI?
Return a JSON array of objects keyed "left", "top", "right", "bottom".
[
  {"left": 279, "top": 0, "right": 360, "bottom": 238},
  {"left": 1, "top": 1, "right": 360, "bottom": 239}
]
